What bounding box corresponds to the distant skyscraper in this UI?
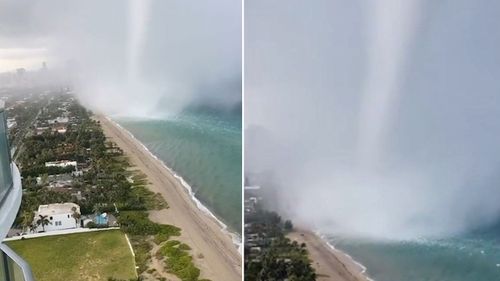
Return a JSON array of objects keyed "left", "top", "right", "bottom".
[{"left": 15, "top": 68, "right": 25, "bottom": 77}]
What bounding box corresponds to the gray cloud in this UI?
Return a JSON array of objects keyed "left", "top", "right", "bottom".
[
  {"left": 245, "top": 0, "right": 500, "bottom": 239},
  {"left": 0, "top": 0, "right": 241, "bottom": 117}
]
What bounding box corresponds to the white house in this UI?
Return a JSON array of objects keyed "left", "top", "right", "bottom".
[
  {"left": 34, "top": 203, "right": 81, "bottom": 232},
  {"left": 48, "top": 116, "right": 69, "bottom": 124},
  {"left": 53, "top": 125, "right": 67, "bottom": 134},
  {"left": 6, "top": 118, "right": 16, "bottom": 129},
  {"left": 45, "top": 160, "right": 77, "bottom": 168}
]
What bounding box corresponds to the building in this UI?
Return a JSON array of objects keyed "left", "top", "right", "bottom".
[
  {"left": 6, "top": 118, "right": 16, "bottom": 129},
  {"left": 36, "top": 174, "right": 73, "bottom": 189},
  {"left": 81, "top": 212, "right": 116, "bottom": 227},
  {"left": 47, "top": 117, "right": 69, "bottom": 125},
  {"left": 34, "top": 126, "right": 50, "bottom": 135},
  {"left": 15, "top": 68, "right": 26, "bottom": 77},
  {"left": 94, "top": 213, "right": 108, "bottom": 225},
  {"left": 44, "top": 160, "right": 77, "bottom": 168},
  {"left": 51, "top": 124, "right": 67, "bottom": 134},
  {"left": 34, "top": 203, "right": 81, "bottom": 233},
  {"left": 0, "top": 101, "right": 35, "bottom": 280}
]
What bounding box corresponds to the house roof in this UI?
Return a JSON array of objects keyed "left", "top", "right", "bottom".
[{"left": 36, "top": 203, "right": 80, "bottom": 216}]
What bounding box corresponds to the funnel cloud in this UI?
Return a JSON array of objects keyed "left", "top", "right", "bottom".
[{"left": 246, "top": 0, "right": 500, "bottom": 239}]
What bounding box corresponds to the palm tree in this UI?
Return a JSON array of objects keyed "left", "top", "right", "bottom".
[
  {"left": 29, "top": 224, "right": 37, "bottom": 234},
  {"left": 40, "top": 173, "right": 49, "bottom": 186},
  {"left": 71, "top": 206, "right": 81, "bottom": 227},
  {"left": 36, "top": 215, "right": 51, "bottom": 232}
]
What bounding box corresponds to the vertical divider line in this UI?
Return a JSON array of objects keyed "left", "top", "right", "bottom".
[{"left": 241, "top": 0, "right": 246, "bottom": 279}]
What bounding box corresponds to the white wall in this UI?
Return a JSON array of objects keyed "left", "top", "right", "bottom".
[{"left": 36, "top": 213, "right": 79, "bottom": 232}]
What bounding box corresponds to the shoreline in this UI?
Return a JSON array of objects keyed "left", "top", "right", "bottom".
[
  {"left": 96, "top": 115, "right": 241, "bottom": 281},
  {"left": 288, "top": 229, "right": 373, "bottom": 281},
  {"left": 317, "top": 233, "right": 375, "bottom": 281},
  {"left": 106, "top": 116, "right": 242, "bottom": 247}
]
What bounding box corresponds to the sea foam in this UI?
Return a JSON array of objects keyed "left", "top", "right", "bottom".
[
  {"left": 316, "top": 231, "right": 375, "bottom": 281},
  {"left": 106, "top": 116, "right": 242, "bottom": 253}
]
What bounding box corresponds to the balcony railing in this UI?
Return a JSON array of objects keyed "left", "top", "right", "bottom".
[
  {"left": 0, "top": 243, "right": 35, "bottom": 281},
  {"left": 0, "top": 104, "right": 13, "bottom": 205},
  {"left": 0, "top": 101, "right": 35, "bottom": 281}
]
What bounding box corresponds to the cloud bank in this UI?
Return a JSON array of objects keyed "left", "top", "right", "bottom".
[{"left": 0, "top": 0, "right": 241, "bottom": 117}]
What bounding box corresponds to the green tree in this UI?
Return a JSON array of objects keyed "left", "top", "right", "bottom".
[
  {"left": 20, "top": 210, "right": 33, "bottom": 233},
  {"left": 71, "top": 206, "right": 81, "bottom": 227},
  {"left": 40, "top": 173, "right": 49, "bottom": 186},
  {"left": 36, "top": 214, "right": 51, "bottom": 232},
  {"left": 28, "top": 224, "right": 37, "bottom": 233}
]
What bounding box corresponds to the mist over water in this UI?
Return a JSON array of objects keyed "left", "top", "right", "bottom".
[
  {"left": 246, "top": 0, "right": 500, "bottom": 240},
  {"left": 0, "top": 0, "right": 241, "bottom": 117}
]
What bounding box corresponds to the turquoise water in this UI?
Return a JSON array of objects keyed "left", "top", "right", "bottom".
[
  {"left": 116, "top": 108, "right": 242, "bottom": 233},
  {"left": 328, "top": 221, "right": 500, "bottom": 281}
]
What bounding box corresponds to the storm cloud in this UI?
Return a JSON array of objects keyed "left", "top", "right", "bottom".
[
  {"left": 0, "top": 0, "right": 241, "bottom": 117},
  {"left": 245, "top": 0, "right": 500, "bottom": 239}
]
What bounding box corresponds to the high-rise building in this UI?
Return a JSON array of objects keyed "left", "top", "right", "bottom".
[
  {"left": 15, "top": 69, "right": 25, "bottom": 77},
  {"left": 0, "top": 101, "right": 35, "bottom": 281}
]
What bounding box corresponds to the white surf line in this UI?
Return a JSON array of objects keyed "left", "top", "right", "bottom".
[
  {"left": 105, "top": 116, "right": 243, "bottom": 254},
  {"left": 315, "top": 231, "right": 376, "bottom": 281}
]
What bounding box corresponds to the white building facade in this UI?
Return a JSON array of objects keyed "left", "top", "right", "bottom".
[
  {"left": 34, "top": 203, "right": 81, "bottom": 232},
  {"left": 44, "top": 160, "right": 77, "bottom": 168}
]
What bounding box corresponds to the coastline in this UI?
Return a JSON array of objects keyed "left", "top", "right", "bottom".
[
  {"left": 288, "top": 229, "right": 372, "bottom": 281},
  {"left": 96, "top": 115, "right": 241, "bottom": 281},
  {"left": 105, "top": 116, "right": 242, "bottom": 246}
]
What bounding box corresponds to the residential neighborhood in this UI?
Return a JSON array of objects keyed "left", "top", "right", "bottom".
[
  {"left": 0, "top": 91, "right": 185, "bottom": 281},
  {"left": 244, "top": 182, "right": 316, "bottom": 280},
  {"left": 0, "top": 91, "right": 127, "bottom": 240}
]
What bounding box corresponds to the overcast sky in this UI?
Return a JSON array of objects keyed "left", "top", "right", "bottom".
[
  {"left": 0, "top": 0, "right": 241, "bottom": 117},
  {"left": 246, "top": 0, "right": 500, "bottom": 239}
]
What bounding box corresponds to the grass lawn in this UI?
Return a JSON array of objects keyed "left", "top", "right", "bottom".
[{"left": 7, "top": 230, "right": 137, "bottom": 281}]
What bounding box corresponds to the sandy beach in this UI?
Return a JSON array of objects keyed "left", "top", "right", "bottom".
[
  {"left": 288, "top": 230, "right": 370, "bottom": 281},
  {"left": 97, "top": 115, "right": 241, "bottom": 281}
]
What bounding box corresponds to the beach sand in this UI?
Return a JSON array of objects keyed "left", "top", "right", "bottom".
[
  {"left": 97, "top": 115, "right": 241, "bottom": 281},
  {"left": 288, "top": 230, "right": 370, "bottom": 281}
]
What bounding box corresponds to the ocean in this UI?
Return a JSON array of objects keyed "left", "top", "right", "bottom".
[
  {"left": 115, "top": 107, "right": 242, "bottom": 233},
  {"left": 326, "top": 221, "right": 500, "bottom": 281}
]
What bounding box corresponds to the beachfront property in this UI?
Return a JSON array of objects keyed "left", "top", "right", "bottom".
[
  {"left": 244, "top": 196, "right": 259, "bottom": 214},
  {"left": 0, "top": 100, "right": 35, "bottom": 280},
  {"left": 33, "top": 203, "right": 81, "bottom": 233},
  {"left": 105, "top": 142, "right": 124, "bottom": 156},
  {"left": 244, "top": 185, "right": 267, "bottom": 262},
  {"left": 53, "top": 124, "right": 67, "bottom": 134},
  {"left": 33, "top": 111, "right": 72, "bottom": 136},
  {"left": 44, "top": 160, "right": 77, "bottom": 168},
  {"left": 6, "top": 118, "right": 16, "bottom": 130},
  {"left": 34, "top": 126, "right": 50, "bottom": 135},
  {"left": 81, "top": 212, "right": 117, "bottom": 228},
  {"left": 36, "top": 174, "right": 73, "bottom": 189},
  {"left": 47, "top": 116, "right": 69, "bottom": 125}
]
